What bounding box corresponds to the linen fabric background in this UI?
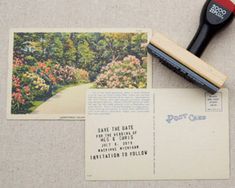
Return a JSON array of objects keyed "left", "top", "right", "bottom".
[{"left": 0, "top": 0, "right": 235, "bottom": 187}]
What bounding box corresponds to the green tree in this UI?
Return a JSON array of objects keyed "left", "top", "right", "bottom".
[
  {"left": 52, "top": 35, "right": 64, "bottom": 64},
  {"left": 77, "top": 41, "right": 95, "bottom": 70},
  {"left": 130, "top": 33, "right": 148, "bottom": 61},
  {"left": 63, "top": 35, "right": 76, "bottom": 66}
]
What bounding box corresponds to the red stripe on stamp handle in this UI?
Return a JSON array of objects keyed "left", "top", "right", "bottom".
[{"left": 213, "top": 0, "right": 235, "bottom": 14}]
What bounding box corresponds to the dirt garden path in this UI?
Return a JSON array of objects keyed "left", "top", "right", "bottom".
[{"left": 32, "top": 83, "right": 93, "bottom": 114}]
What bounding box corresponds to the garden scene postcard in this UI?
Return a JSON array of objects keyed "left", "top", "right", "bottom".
[{"left": 7, "top": 29, "right": 152, "bottom": 119}]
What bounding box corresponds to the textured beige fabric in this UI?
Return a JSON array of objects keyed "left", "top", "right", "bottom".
[{"left": 0, "top": 0, "right": 234, "bottom": 187}]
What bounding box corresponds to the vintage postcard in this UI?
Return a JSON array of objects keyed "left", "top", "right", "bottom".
[
  {"left": 85, "top": 89, "right": 229, "bottom": 180},
  {"left": 7, "top": 28, "right": 152, "bottom": 120}
]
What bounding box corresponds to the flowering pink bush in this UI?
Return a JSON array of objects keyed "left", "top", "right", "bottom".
[
  {"left": 53, "top": 65, "right": 78, "bottom": 84},
  {"left": 11, "top": 57, "right": 90, "bottom": 114},
  {"left": 95, "top": 55, "right": 147, "bottom": 88},
  {"left": 30, "top": 61, "right": 58, "bottom": 85},
  {"left": 27, "top": 60, "right": 89, "bottom": 86},
  {"left": 76, "top": 69, "right": 90, "bottom": 83},
  {"left": 21, "top": 72, "right": 49, "bottom": 98},
  {"left": 52, "top": 65, "right": 89, "bottom": 85},
  {"left": 11, "top": 75, "right": 32, "bottom": 113},
  {"left": 13, "top": 58, "right": 24, "bottom": 68},
  {"left": 12, "top": 71, "right": 49, "bottom": 113}
]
